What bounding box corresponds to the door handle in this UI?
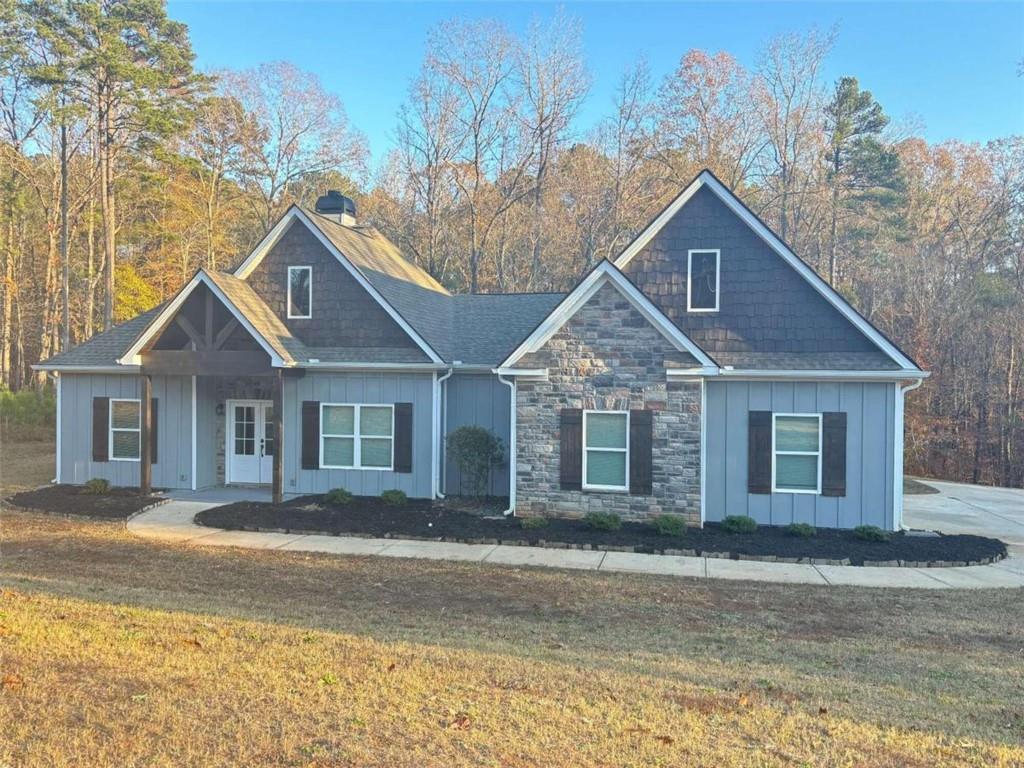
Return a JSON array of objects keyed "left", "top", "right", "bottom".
[{"left": 259, "top": 438, "right": 265, "bottom": 457}]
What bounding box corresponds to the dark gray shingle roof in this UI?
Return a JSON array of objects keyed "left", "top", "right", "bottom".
[{"left": 35, "top": 307, "right": 164, "bottom": 368}]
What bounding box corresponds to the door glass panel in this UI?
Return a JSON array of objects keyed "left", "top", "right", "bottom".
[
  {"left": 234, "top": 405, "right": 255, "bottom": 456},
  {"left": 263, "top": 406, "right": 274, "bottom": 457}
]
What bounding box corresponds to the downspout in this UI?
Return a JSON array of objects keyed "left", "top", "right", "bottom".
[
  {"left": 498, "top": 373, "right": 516, "bottom": 516},
  {"left": 894, "top": 378, "right": 924, "bottom": 530},
  {"left": 434, "top": 367, "right": 454, "bottom": 499}
]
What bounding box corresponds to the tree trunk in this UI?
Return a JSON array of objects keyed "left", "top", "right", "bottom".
[
  {"left": 99, "top": 83, "right": 116, "bottom": 330},
  {"left": 60, "top": 119, "right": 70, "bottom": 351}
]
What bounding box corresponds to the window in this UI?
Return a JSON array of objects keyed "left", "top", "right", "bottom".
[
  {"left": 287, "top": 266, "right": 312, "bottom": 318},
  {"left": 109, "top": 398, "right": 141, "bottom": 461},
  {"left": 583, "top": 410, "right": 629, "bottom": 491},
  {"left": 687, "top": 249, "right": 720, "bottom": 312},
  {"left": 772, "top": 414, "right": 822, "bottom": 494},
  {"left": 320, "top": 404, "right": 394, "bottom": 470}
]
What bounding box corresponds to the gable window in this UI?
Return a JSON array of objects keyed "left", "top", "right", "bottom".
[
  {"left": 687, "top": 249, "right": 720, "bottom": 312},
  {"left": 320, "top": 404, "right": 394, "bottom": 470},
  {"left": 583, "top": 410, "right": 629, "bottom": 491},
  {"left": 287, "top": 266, "right": 312, "bottom": 319},
  {"left": 109, "top": 398, "right": 141, "bottom": 461},
  {"left": 772, "top": 413, "right": 822, "bottom": 494}
]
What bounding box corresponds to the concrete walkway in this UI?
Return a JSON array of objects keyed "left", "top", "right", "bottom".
[{"left": 128, "top": 498, "right": 1024, "bottom": 590}]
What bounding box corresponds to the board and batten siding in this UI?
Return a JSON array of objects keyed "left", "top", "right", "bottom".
[
  {"left": 282, "top": 371, "right": 434, "bottom": 498},
  {"left": 704, "top": 380, "right": 897, "bottom": 530},
  {"left": 443, "top": 373, "right": 511, "bottom": 497},
  {"left": 58, "top": 373, "right": 194, "bottom": 490}
]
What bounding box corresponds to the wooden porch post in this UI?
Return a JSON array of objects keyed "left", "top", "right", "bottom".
[
  {"left": 140, "top": 374, "right": 152, "bottom": 494},
  {"left": 272, "top": 369, "right": 283, "bottom": 504}
]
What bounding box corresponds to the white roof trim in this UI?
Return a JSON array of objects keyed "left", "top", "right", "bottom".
[
  {"left": 500, "top": 261, "right": 718, "bottom": 369},
  {"left": 492, "top": 367, "right": 549, "bottom": 379},
  {"left": 32, "top": 364, "right": 142, "bottom": 374},
  {"left": 233, "top": 206, "right": 443, "bottom": 364},
  {"left": 117, "top": 270, "right": 288, "bottom": 367},
  {"left": 614, "top": 170, "right": 921, "bottom": 372},
  {"left": 714, "top": 369, "right": 930, "bottom": 381}
]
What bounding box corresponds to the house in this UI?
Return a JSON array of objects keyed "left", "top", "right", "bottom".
[{"left": 35, "top": 171, "right": 927, "bottom": 530}]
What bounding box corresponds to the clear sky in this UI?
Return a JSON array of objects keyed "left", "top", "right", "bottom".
[{"left": 167, "top": 1, "right": 1024, "bottom": 168}]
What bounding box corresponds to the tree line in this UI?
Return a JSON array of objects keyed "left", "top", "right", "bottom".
[{"left": 1, "top": 2, "right": 1021, "bottom": 487}]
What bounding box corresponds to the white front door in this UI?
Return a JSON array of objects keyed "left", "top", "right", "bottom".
[{"left": 227, "top": 400, "right": 275, "bottom": 484}]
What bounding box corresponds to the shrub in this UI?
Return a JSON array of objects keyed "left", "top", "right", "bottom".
[
  {"left": 519, "top": 516, "right": 549, "bottom": 530},
  {"left": 585, "top": 511, "right": 622, "bottom": 532},
  {"left": 785, "top": 522, "right": 816, "bottom": 538},
  {"left": 853, "top": 525, "right": 890, "bottom": 542},
  {"left": 381, "top": 489, "right": 407, "bottom": 507},
  {"left": 446, "top": 425, "right": 504, "bottom": 498},
  {"left": 650, "top": 514, "right": 687, "bottom": 537},
  {"left": 82, "top": 478, "right": 111, "bottom": 496},
  {"left": 323, "top": 487, "right": 352, "bottom": 506},
  {"left": 721, "top": 515, "right": 758, "bottom": 534}
]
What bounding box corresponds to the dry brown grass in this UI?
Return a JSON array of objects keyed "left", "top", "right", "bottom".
[
  {"left": 0, "top": 434, "right": 54, "bottom": 495},
  {"left": 0, "top": 510, "right": 1022, "bottom": 767}
]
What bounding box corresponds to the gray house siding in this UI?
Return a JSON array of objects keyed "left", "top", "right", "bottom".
[
  {"left": 282, "top": 371, "right": 434, "bottom": 498},
  {"left": 58, "top": 373, "right": 193, "bottom": 490},
  {"left": 195, "top": 376, "right": 218, "bottom": 489},
  {"left": 704, "top": 380, "right": 896, "bottom": 529},
  {"left": 443, "top": 373, "right": 510, "bottom": 497}
]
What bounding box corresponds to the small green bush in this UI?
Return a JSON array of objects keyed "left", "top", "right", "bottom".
[
  {"left": 324, "top": 487, "right": 352, "bottom": 506},
  {"left": 82, "top": 478, "right": 111, "bottom": 495},
  {"left": 381, "top": 489, "right": 407, "bottom": 507},
  {"left": 785, "top": 522, "right": 816, "bottom": 538},
  {"left": 650, "top": 514, "right": 687, "bottom": 537},
  {"left": 519, "top": 516, "right": 549, "bottom": 530},
  {"left": 721, "top": 515, "right": 758, "bottom": 534},
  {"left": 446, "top": 425, "right": 504, "bottom": 498},
  {"left": 852, "top": 524, "right": 890, "bottom": 542},
  {"left": 584, "top": 511, "right": 622, "bottom": 532}
]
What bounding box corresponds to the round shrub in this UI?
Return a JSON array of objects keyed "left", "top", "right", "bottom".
[
  {"left": 785, "top": 522, "right": 816, "bottom": 538},
  {"left": 519, "top": 516, "right": 549, "bottom": 530},
  {"left": 721, "top": 515, "right": 758, "bottom": 534},
  {"left": 82, "top": 478, "right": 111, "bottom": 496},
  {"left": 381, "top": 489, "right": 408, "bottom": 507},
  {"left": 650, "top": 514, "right": 687, "bottom": 537},
  {"left": 853, "top": 524, "right": 890, "bottom": 542},
  {"left": 584, "top": 511, "right": 622, "bottom": 532},
  {"left": 324, "top": 487, "right": 352, "bottom": 506},
  {"left": 446, "top": 425, "right": 504, "bottom": 498}
]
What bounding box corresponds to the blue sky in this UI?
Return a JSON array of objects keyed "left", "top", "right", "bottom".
[{"left": 168, "top": 1, "right": 1024, "bottom": 168}]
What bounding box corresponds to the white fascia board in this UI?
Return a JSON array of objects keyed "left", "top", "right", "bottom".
[
  {"left": 235, "top": 206, "right": 444, "bottom": 364},
  {"left": 717, "top": 369, "right": 930, "bottom": 381},
  {"left": 500, "top": 261, "right": 717, "bottom": 370},
  {"left": 301, "top": 362, "right": 447, "bottom": 372},
  {"left": 666, "top": 366, "right": 720, "bottom": 378},
  {"left": 492, "top": 367, "right": 549, "bottom": 379},
  {"left": 614, "top": 170, "right": 922, "bottom": 373},
  {"left": 117, "top": 271, "right": 287, "bottom": 367},
  {"left": 32, "top": 364, "right": 142, "bottom": 373}
]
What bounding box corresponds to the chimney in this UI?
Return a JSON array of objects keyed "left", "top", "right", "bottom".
[{"left": 314, "top": 190, "right": 357, "bottom": 226}]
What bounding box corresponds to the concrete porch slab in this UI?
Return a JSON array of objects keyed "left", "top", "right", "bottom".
[{"left": 483, "top": 546, "right": 605, "bottom": 570}]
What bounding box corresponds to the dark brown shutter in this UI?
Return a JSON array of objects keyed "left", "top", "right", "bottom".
[
  {"left": 301, "top": 401, "right": 320, "bottom": 469},
  {"left": 821, "top": 411, "right": 847, "bottom": 497},
  {"left": 747, "top": 411, "right": 772, "bottom": 494},
  {"left": 629, "top": 409, "right": 653, "bottom": 495},
  {"left": 92, "top": 397, "right": 109, "bottom": 462},
  {"left": 393, "top": 402, "right": 413, "bottom": 473},
  {"left": 559, "top": 408, "right": 583, "bottom": 490},
  {"left": 150, "top": 398, "right": 158, "bottom": 464}
]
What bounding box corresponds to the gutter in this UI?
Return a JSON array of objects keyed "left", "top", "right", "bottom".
[
  {"left": 497, "top": 373, "right": 516, "bottom": 516},
  {"left": 434, "top": 367, "right": 454, "bottom": 499}
]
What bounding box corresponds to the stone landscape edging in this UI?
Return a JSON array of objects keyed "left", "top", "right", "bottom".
[{"left": 202, "top": 522, "right": 1007, "bottom": 569}]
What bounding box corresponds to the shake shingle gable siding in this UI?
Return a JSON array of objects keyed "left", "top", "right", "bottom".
[
  {"left": 622, "top": 185, "right": 883, "bottom": 358},
  {"left": 245, "top": 221, "right": 428, "bottom": 355}
]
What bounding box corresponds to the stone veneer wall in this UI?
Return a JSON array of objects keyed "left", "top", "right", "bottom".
[{"left": 515, "top": 282, "right": 703, "bottom": 523}]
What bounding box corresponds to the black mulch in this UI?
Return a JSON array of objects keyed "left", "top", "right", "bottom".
[
  {"left": 195, "top": 495, "right": 1008, "bottom": 567},
  {"left": 5, "top": 484, "right": 166, "bottom": 520}
]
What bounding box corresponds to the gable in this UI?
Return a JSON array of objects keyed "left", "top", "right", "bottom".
[
  {"left": 517, "top": 281, "right": 701, "bottom": 372},
  {"left": 244, "top": 220, "right": 428, "bottom": 357},
  {"left": 616, "top": 172, "right": 920, "bottom": 371}
]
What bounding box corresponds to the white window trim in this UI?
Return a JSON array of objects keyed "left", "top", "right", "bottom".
[
  {"left": 771, "top": 412, "right": 822, "bottom": 495},
  {"left": 687, "top": 249, "right": 720, "bottom": 313},
  {"left": 582, "top": 409, "right": 630, "bottom": 492},
  {"left": 319, "top": 403, "right": 395, "bottom": 471},
  {"left": 287, "top": 265, "right": 312, "bottom": 319},
  {"left": 109, "top": 397, "right": 141, "bottom": 462}
]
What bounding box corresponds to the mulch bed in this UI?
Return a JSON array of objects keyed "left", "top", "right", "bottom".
[
  {"left": 196, "top": 495, "right": 1008, "bottom": 567},
  {"left": 5, "top": 484, "right": 167, "bottom": 520}
]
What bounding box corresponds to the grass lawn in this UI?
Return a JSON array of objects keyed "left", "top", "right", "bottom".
[
  {"left": 0, "top": 511, "right": 1021, "bottom": 766},
  {"left": 0, "top": 431, "right": 54, "bottom": 495}
]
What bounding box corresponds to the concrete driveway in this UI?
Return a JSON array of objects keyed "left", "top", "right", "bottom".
[{"left": 904, "top": 479, "right": 1024, "bottom": 556}]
